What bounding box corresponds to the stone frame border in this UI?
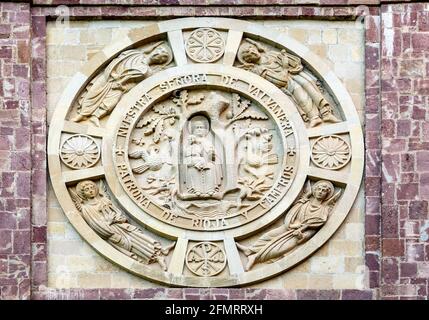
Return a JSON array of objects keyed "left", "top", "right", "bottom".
[{"left": 26, "top": 5, "right": 380, "bottom": 299}]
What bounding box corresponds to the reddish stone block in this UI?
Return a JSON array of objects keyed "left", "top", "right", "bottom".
[
  {"left": 265, "top": 289, "right": 295, "bottom": 300},
  {"left": 31, "top": 261, "right": 47, "bottom": 287},
  {"left": 401, "top": 153, "right": 415, "bottom": 172},
  {"left": 0, "top": 212, "right": 17, "bottom": 229},
  {"left": 12, "top": 230, "right": 30, "bottom": 254},
  {"left": 366, "top": 196, "right": 380, "bottom": 215},
  {"left": 16, "top": 172, "right": 30, "bottom": 198},
  {"left": 400, "top": 263, "right": 417, "bottom": 278},
  {"left": 166, "top": 288, "right": 183, "bottom": 299},
  {"left": 32, "top": 226, "right": 47, "bottom": 243},
  {"left": 382, "top": 206, "right": 398, "bottom": 237},
  {"left": 383, "top": 239, "right": 404, "bottom": 257},
  {"left": 296, "top": 289, "right": 318, "bottom": 300},
  {"left": 366, "top": 214, "right": 381, "bottom": 236},
  {"left": 381, "top": 258, "right": 399, "bottom": 284},
  {"left": 341, "top": 290, "right": 373, "bottom": 300},
  {"left": 133, "top": 288, "right": 165, "bottom": 299},
  {"left": 245, "top": 288, "right": 267, "bottom": 299},
  {"left": 381, "top": 154, "right": 399, "bottom": 182},
  {"left": 10, "top": 151, "right": 31, "bottom": 171},
  {"left": 411, "top": 33, "right": 429, "bottom": 53},
  {"left": 396, "top": 120, "right": 411, "bottom": 137},
  {"left": 409, "top": 201, "right": 428, "bottom": 220},
  {"left": 0, "top": 230, "right": 12, "bottom": 254},
  {"left": 366, "top": 235, "right": 381, "bottom": 251},
  {"left": 396, "top": 183, "right": 418, "bottom": 201},
  {"left": 99, "top": 289, "right": 132, "bottom": 300}
]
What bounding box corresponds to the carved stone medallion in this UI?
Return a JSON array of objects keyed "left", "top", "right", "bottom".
[
  {"left": 185, "top": 28, "right": 225, "bottom": 63},
  {"left": 186, "top": 242, "right": 226, "bottom": 277},
  {"left": 48, "top": 18, "right": 364, "bottom": 287},
  {"left": 60, "top": 134, "right": 100, "bottom": 169}
]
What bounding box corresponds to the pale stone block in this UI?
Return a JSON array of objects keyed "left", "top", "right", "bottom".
[
  {"left": 307, "top": 29, "right": 322, "bottom": 44},
  {"left": 58, "top": 45, "right": 87, "bottom": 61},
  {"left": 332, "top": 274, "right": 362, "bottom": 289},
  {"left": 63, "top": 29, "right": 80, "bottom": 45},
  {"left": 48, "top": 207, "right": 67, "bottom": 222},
  {"left": 93, "top": 256, "right": 123, "bottom": 272},
  {"left": 48, "top": 222, "right": 66, "bottom": 238},
  {"left": 345, "top": 257, "right": 365, "bottom": 273},
  {"left": 110, "top": 272, "right": 131, "bottom": 288},
  {"left": 334, "top": 62, "right": 363, "bottom": 80},
  {"left": 309, "top": 44, "right": 327, "bottom": 60},
  {"left": 288, "top": 29, "right": 307, "bottom": 43},
  {"left": 351, "top": 45, "right": 364, "bottom": 62},
  {"left": 322, "top": 29, "right": 337, "bottom": 45},
  {"left": 328, "top": 45, "right": 350, "bottom": 62},
  {"left": 48, "top": 272, "right": 77, "bottom": 288},
  {"left": 49, "top": 240, "right": 85, "bottom": 255},
  {"left": 338, "top": 29, "right": 363, "bottom": 45},
  {"left": 290, "top": 260, "right": 310, "bottom": 273},
  {"left": 46, "top": 28, "right": 65, "bottom": 45},
  {"left": 251, "top": 276, "right": 283, "bottom": 289},
  {"left": 310, "top": 256, "right": 345, "bottom": 274},
  {"left": 329, "top": 240, "right": 363, "bottom": 257},
  {"left": 345, "top": 223, "right": 364, "bottom": 241},
  {"left": 65, "top": 256, "right": 97, "bottom": 272},
  {"left": 64, "top": 222, "right": 82, "bottom": 240},
  {"left": 282, "top": 273, "right": 308, "bottom": 289},
  {"left": 77, "top": 273, "right": 112, "bottom": 288},
  {"left": 306, "top": 275, "right": 333, "bottom": 289},
  {"left": 93, "top": 29, "right": 113, "bottom": 45}
]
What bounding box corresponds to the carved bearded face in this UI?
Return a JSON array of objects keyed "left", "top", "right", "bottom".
[
  {"left": 77, "top": 181, "right": 98, "bottom": 199},
  {"left": 240, "top": 43, "right": 261, "bottom": 64},
  {"left": 312, "top": 182, "right": 331, "bottom": 201},
  {"left": 149, "top": 46, "right": 170, "bottom": 64}
]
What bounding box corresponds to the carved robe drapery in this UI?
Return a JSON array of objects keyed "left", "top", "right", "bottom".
[
  {"left": 79, "top": 195, "right": 163, "bottom": 265},
  {"left": 237, "top": 39, "right": 339, "bottom": 127},
  {"left": 245, "top": 197, "right": 330, "bottom": 265},
  {"left": 73, "top": 42, "right": 172, "bottom": 126}
]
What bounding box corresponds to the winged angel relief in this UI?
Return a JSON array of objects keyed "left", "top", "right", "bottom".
[
  {"left": 71, "top": 41, "right": 173, "bottom": 126},
  {"left": 127, "top": 89, "right": 281, "bottom": 218},
  {"left": 69, "top": 180, "right": 174, "bottom": 270},
  {"left": 237, "top": 180, "right": 341, "bottom": 270}
]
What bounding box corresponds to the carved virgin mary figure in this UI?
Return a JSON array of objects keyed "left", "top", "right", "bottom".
[
  {"left": 237, "top": 180, "right": 340, "bottom": 271},
  {"left": 237, "top": 38, "right": 340, "bottom": 127},
  {"left": 72, "top": 41, "right": 173, "bottom": 126},
  {"left": 69, "top": 180, "right": 174, "bottom": 270},
  {"left": 179, "top": 115, "right": 224, "bottom": 199}
]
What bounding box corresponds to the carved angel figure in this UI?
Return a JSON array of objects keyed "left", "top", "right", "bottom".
[
  {"left": 236, "top": 38, "right": 340, "bottom": 127},
  {"left": 237, "top": 180, "right": 341, "bottom": 271},
  {"left": 72, "top": 42, "right": 173, "bottom": 126},
  {"left": 69, "top": 180, "right": 174, "bottom": 270}
]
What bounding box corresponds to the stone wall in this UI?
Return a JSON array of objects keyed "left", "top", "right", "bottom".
[{"left": 0, "top": 0, "right": 428, "bottom": 300}]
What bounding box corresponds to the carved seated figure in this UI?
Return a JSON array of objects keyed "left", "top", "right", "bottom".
[
  {"left": 237, "top": 38, "right": 340, "bottom": 127},
  {"left": 237, "top": 180, "right": 340, "bottom": 271},
  {"left": 72, "top": 42, "right": 172, "bottom": 126},
  {"left": 181, "top": 115, "right": 223, "bottom": 199},
  {"left": 70, "top": 180, "right": 174, "bottom": 270}
]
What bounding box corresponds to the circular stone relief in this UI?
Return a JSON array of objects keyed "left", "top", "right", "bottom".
[
  {"left": 48, "top": 18, "right": 364, "bottom": 287},
  {"left": 185, "top": 28, "right": 225, "bottom": 63}
]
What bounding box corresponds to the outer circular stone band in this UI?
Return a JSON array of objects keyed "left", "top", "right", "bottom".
[{"left": 47, "top": 18, "right": 364, "bottom": 287}]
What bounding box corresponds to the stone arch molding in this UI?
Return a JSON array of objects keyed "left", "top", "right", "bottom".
[{"left": 48, "top": 18, "right": 364, "bottom": 287}]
